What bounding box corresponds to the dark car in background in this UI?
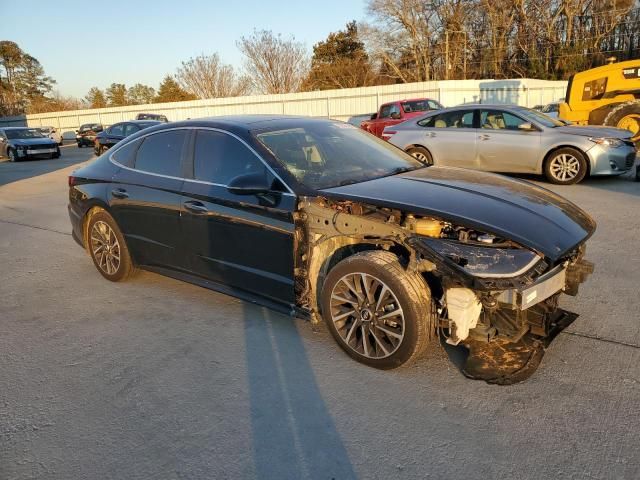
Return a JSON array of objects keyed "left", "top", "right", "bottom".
[
  {"left": 76, "top": 123, "right": 103, "bottom": 148},
  {"left": 135, "top": 113, "right": 168, "bottom": 122},
  {"left": 68, "top": 116, "right": 594, "bottom": 380},
  {"left": 0, "top": 127, "right": 60, "bottom": 161},
  {"left": 94, "top": 120, "right": 162, "bottom": 155}
]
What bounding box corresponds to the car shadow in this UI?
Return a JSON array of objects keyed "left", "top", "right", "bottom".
[
  {"left": 0, "top": 146, "right": 93, "bottom": 187},
  {"left": 242, "top": 303, "right": 356, "bottom": 479}
]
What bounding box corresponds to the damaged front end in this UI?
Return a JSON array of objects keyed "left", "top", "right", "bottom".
[{"left": 295, "top": 196, "right": 594, "bottom": 384}]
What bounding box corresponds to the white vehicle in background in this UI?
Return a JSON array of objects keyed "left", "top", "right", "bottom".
[
  {"left": 541, "top": 102, "right": 561, "bottom": 119},
  {"left": 37, "top": 126, "right": 63, "bottom": 145}
]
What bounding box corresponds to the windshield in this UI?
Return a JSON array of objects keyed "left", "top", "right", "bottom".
[
  {"left": 6, "top": 128, "right": 45, "bottom": 139},
  {"left": 79, "top": 124, "right": 99, "bottom": 132},
  {"left": 255, "top": 122, "right": 423, "bottom": 190},
  {"left": 516, "top": 107, "right": 564, "bottom": 127}
]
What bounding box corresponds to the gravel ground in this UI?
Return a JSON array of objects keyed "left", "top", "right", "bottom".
[{"left": 1, "top": 145, "right": 639, "bottom": 480}]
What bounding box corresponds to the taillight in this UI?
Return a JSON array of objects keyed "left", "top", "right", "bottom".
[
  {"left": 381, "top": 130, "right": 397, "bottom": 141},
  {"left": 68, "top": 175, "right": 77, "bottom": 187}
]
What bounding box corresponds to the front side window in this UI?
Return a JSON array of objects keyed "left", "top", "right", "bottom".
[
  {"left": 193, "top": 130, "right": 266, "bottom": 185},
  {"left": 134, "top": 130, "right": 187, "bottom": 177},
  {"left": 379, "top": 104, "right": 400, "bottom": 119},
  {"left": 124, "top": 124, "right": 140, "bottom": 137},
  {"left": 419, "top": 110, "right": 474, "bottom": 128},
  {"left": 480, "top": 110, "right": 528, "bottom": 130},
  {"left": 109, "top": 124, "right": 125, "bottom": 136},
  {"left": 255, "top": 122, "right": 422, "bottom": 190}
]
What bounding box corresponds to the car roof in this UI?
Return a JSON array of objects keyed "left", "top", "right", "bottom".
[
  {"left": 0, "top": 126, "right": 40, "bottom": 131},
  {"left": 156, "top": 115, "right": 340, "bottom": 130}
]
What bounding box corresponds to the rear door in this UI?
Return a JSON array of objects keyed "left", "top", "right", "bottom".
[
  {"left": 418, "top": 109, "right": 477, "bottom": 168},
  {"left": 477, "top": 109, "right": 541, "bottom": 173},
  {"left": 109, "top": 129, "right": 189, "bottom": 269},
  {"left": 181, "top": 128, "right": 296, "bottom": 303}
]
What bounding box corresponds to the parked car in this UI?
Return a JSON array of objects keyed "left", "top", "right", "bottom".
[
  {"left": 76, "top": 123, "right": 103, "bottom": 148},
  {"left": 532, "top": 105, "right": 545, "bottom": 111},
  {"left": 360, "top": 98, "right": 443, "bottom": 138},
  {"left": 541, "top": 102, "right": 560, "bottom": 118},
  {"left": 0, "top": 127, "right": 60, "bottom": 161},
  {"left": 37, "top": 126, "right": 63, "bottom": 145},
  {"left": 135, "top": 113, "right": 168, "bottom": 122},
  {"left": 68, "top": 116, "right": 594, "bottom": 376},
  {"left": 94, "top": 120, "right": 162, "bottom": 155},
  {"left": 385, "top": 104, "right": 637, "bottom": 184}
]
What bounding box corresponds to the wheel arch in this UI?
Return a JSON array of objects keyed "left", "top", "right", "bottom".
[
  {"left": 542, "top": 144, "right": 591, "bottom": 177},
  {"left": 80, "top": 200, "right": 112, "bottom": 251}
]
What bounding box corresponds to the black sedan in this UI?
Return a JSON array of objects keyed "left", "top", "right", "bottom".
[
  {"left": 0, "top": 127, "right": 60, "bottom": 161},
  {"left": 68, "top": 116, "right": 595, "bottom": 378},
  {"left": 93, "top": 120, "right": 161, "bottom": 155}
]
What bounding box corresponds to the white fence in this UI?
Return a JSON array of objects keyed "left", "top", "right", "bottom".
[{"left": 0, "top": 79, "right": 567, "bottom": 136}]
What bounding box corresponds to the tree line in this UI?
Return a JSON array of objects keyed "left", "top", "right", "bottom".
[{"left": 1, "top": 0, "right": 639, "bottom": 116}]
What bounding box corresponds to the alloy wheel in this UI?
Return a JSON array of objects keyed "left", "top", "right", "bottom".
[
  {"left": 8, "top": 149, "right": 16, "bottom": 162},
  {"left": 90, "top": 220, "right": 121, "bottom": 275},
  {"left": 411, "top": 151, "right": 429, "bottom": 163},
  {"left": 330, "top": 272, "right": 405, "bottom": 359},
  {"left": 549, "top": 153, "right": 580, "bottom": 182}
]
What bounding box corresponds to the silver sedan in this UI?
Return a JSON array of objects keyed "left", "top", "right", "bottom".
[{"left": 384, "top": 104, "right": 637, "bottom": 184}]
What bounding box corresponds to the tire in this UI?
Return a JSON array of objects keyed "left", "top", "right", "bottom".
[
  {"left": 78, "top": 142, "right": 83, "bottom": 148},
  {"left": 52, "top": 149, "right": 61, "bottom": 159},
  {"left": 7, "top": 148, "right": 17, "bottom": 162},
  {"left": 603, "top": 100, "right": 640, "bottom": 143},
  {"left": 59, "top": 139, "right": 63, "bottom": 146},
  {"left": 86, "top": 210, "right": 137, "bottom": 282},
  {"left": 544, "top": 147, "right": 587, "bottom": 185},
  {"left": 406, "top": 146, "right": 433, "bottom": 165},
  {"left": 320, "top": 250, "right": 434, "bottom": 369}
]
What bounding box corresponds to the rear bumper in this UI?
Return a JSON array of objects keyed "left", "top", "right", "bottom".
[
  {"left": 587, "top": 144, "right": 637, "bottom": 175},
  {"left": 68, "top": 203, "right": 84, "bottom": 248}
]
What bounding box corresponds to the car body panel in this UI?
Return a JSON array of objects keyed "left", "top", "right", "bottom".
[{"left": 321, "top": 166, "right": 595, "bottom": 261}]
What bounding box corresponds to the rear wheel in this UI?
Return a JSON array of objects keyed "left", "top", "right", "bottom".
[
  {"left": 406, "top": 146, "right": 433, "bottom": 165},
  {"left": 544, "top": 147, "right": 587, "bottom": 185},
  {"left": 604, "top": 101, "right": 640, "bottom": 143},
  {"left": 321, "top": 250, "right": 434, "bottom": 369},
  {"left": 87, "top": 210, "right": 137, "bottom": 282}
]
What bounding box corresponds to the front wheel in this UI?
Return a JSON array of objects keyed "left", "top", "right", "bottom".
[
  {"left": 7, "top": 148, "right": 17, "bottom": 162},
  {"left": 406, "top": 146, "right": 433, "bottom": 165},
  {"left": 321, "top": 250, "right": 434, "bottom": 369},
  {"left": 544, "top": 147, "right": 587, "bottom": 185},
  {"left": 87, "top": 210, "right": 137, "bottom": 282}
]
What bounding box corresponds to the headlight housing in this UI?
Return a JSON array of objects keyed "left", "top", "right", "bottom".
[
  {"left": 589, "top": 137, "right": 624, "bottom": 148},
  {"left": 418, "top": 237, "right": 542, "bottom": 278}
]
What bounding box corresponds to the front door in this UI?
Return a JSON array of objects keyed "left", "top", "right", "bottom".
[
  {"left": 109, "top": 129, "right": 189, "bottom": 269},
  {"left": 181, "top": 128, "right": 296, "bottom": 304},
  {"left": 476, "top": 109, "right": 541, "bottom": 173}
]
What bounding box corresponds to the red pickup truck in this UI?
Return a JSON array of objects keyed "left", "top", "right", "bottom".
[{"left": 360, "top": 98, "right": 443, "bottom": 138}]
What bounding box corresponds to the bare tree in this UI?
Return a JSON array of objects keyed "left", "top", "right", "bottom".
[
  {"left": 237, "top": 30, "right": 309, "bottom": 94},
  {"left": 176, "top": 54, "right": 250, "bottom": 99}
]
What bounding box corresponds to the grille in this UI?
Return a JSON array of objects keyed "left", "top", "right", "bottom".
[{"left": 27, "top": 144, "right": 55, "bottom": 150}]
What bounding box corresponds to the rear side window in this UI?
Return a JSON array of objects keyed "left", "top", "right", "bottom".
[
  {"left": 134, "top": 130, "right": 187, "bottom": 177},
  {"left": 124, "top": 124, "right": 140, "bottom": 136},
  {"left": 193, "top": 130, "right": 266, "bottom": 184},
  {"left": 419, "top": 110, "right": 474, "bottom": 128},
  {"left": 112, "top": 138, "right": 142, "bottom": 166}
]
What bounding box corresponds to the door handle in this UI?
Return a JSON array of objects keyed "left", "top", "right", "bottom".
[
  {"left": 478, "top": 134, "right": 491, "bottom": 140},
  {"left": 183, "top": 200, "right": 208, "bottom": 214},
  {"left": 111, "top": 188, "right": 128, "bottom": 199},
  {"left": 426, "top": 132, "right": 436, "bottom": 137}
]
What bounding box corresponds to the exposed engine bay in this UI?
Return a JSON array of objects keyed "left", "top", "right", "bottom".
[{"left": 294, "top": 196, "right": 594, "bottom": 384}]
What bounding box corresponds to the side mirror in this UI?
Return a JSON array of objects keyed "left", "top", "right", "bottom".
[
  {"left": 227, "top": 173, "right": 271, "bottom": 195},
  {"left": 390, "top": 112, "right": 401, "bottom": 120},
  {"left": 370, "top": 113, "right": 378, "bottom": 120},
  {"left": 518, "top": 122, "right": 536, "bottom": 131}
]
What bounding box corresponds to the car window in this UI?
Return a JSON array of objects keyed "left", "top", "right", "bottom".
[
  {"left": 112, "top": 138, "right": 142, "bottom": 167},
  {"left": 401, "top": 100, "right": 433, "bottom": 113},
  {"left": 109, "top": 124, "right": 125, "bottom": 136},
  {"left": 418, "top": 110, "right": 474, "bottom": 128},
  {"left": 124, "top": 124, "right": 140, "bottom": 137},
  {"left": 193, "top": 130, "right": 267, "bottom": 185},
  {"left": 427, "top": 100, "right": 442, "bottom": 109},
  {"left": 379, "top": 104, "right": 400, "bottom": 119},
  {"left": 480, "top": 110, "right": 528, "bottom": 130},
  {"left": 134, "top": 130, "right": 187, "bottom": 177}
]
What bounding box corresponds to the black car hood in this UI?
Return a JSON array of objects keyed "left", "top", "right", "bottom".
[
  {"left": 11, "top": 138, "right": 56, "bottom": 146},
  {"left": 321, "top": 167, "right": 596, "bottom": 261}
]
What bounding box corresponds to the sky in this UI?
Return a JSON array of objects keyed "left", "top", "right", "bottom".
[{"left": 1, "top": 0, "right": 367, "bottom": 98}]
